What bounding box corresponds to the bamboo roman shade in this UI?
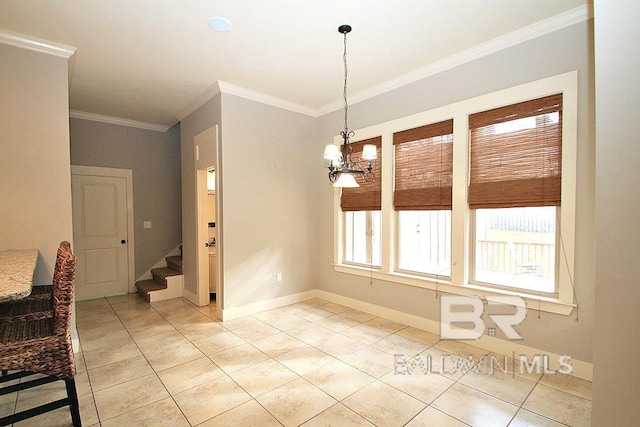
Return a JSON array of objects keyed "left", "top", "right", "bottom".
[
  {"left": 393, "top": 120, "right": 454, "bottom": 210},
  {"left": 341, "top": 137, "right": 382, "bottom": 211},
  {"left": 468, "top": 94, "right": 562, "bottom": 209}
]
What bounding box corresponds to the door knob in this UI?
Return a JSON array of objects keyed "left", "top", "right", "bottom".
[{"left": 121, "top": 240, "right": 127, "bottom": 244}]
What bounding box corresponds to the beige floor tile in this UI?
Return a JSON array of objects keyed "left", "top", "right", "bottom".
[
  {"left": 509, "top": 408, "right": 567, "bottom": 427},
  {"left": 101, "top": 397, "right": 189, "bottom": 427},
  {"left": 306, "top": 300, "right": 349, "bottom": 314},
  {"left": 93, "top": 374, "right": 169, "bottom": 421},
  {"left": 77, "top": 318, "right": 125, "bottom": 340},
  {"left": 343, "top": 380, "right": 426, "bottom": 427},
  {"left": 88, "top": 355, "right": 154, "bottom": 391},
  {"left": 342, "top": 346, "right": 396, "bottom": 378},
  {"left": 192, "top": 331, "right": 247, "bottom": 355},
  {"left": 405, "top": 406, "right": 468, "bottom": 427},
  {"left": 294, "top": 306, "right": 334, "bottom": 322},
  {"left": 364, "top": 317, "right": 407, "bottom": 333},
  {"left": 126, "top": 321, "right": 177, "bottom": 341},
  {"left": 150, "top": 297, "right": 193, "bottom": 315},
  {"left": 75, "top": 311, "right": 121, "bottom": 330},
  {"left": 522, "top": 383, "right": 591, "bottom": 427},
  {"left": 396, "top": 326, "right": 440, "bottom": 346},
  {"left": 276, "top": 345, "right": 337, "bottom": 376},
  {"left": 380, "top": 368, "right": 454, "bottom": 404},
  {"left": 342, "top": 323, "right": 392, "bottom": 345},
  {"left": 221, "top": 316, "right": 268, "bottom": 331},
  {"left": 208, "top": 343, "right": 269, "bottom": 374},
  {"left": 134, "top": 328, "right": 190, "bottom": 353},
  {"left": 83, "top": 339, "right": 143, "bottom": 370},
  {"left": 371, "top": 333, "right": 429, "bottom": 356},
  {"left": 173, "top": 375, "right": 252, "bottom": 425},
  {"left": 174, "top": 320, "right": 225, "bottom": 342},
  {"left": 119, "top": 311, "right": 168, "bottom": 329},
  {"left": 539, "top": 373, "right": 592, "bottom": 400},
  {"left": 304, "top": 359, "right": 375, "bottom": 400},
  {"left": 417, "top": 347, "right": 477, "bottom": 380},
  {"left": 254, "top": 309, "right": 311, "bottom": 331},
  {"left": 339, "top": 309, "right": 376, "bottom": 323},
  {"left": 229, "top": 358, "right": 299, "bottom": 397},
  {"left": 286, "top": 322, "right": 335, "bottom": 344},
  {"left": 232, "top": 320, "right": 281, "bottom": 342},
  {"left": 257, "top": 377, "right": 336, "bottom": 426},
  {"left": 302, "top": 403, "right": 374, "bottom": 426},
  {"left": 315, "top": 314, "right": 361, "bottom": 332},
  {"left": 313, "top": 333, "right": 366, "bottom": 358},
  {"left": 164, "top": 309, "right": 213, "bottom": 327},
  {"left": 144, "top": 340, "right": 205, "bottom": 372},
  {"left": 434, "top": 340, "right": 489, "bottom": 360},
  {"left": 280, "top": 302, "right": 314, "bottom": 314},
  {"left": 198, "top": 399, "right": 281, "bottom": 426},
  {"left": 79, "top": 328, "right": 134, "bottom": 353},
  {"left": 431, "top": 383, "right": 518, "bottom": 427},
  {"left": 252, "top": 332, "right": 306, "bottom": 357},
  {"left": 459, "top": 368, "right": 536, "bottom": 406},
  {"left": 157, "top": 356, "right": 225, "bottom": 395}
]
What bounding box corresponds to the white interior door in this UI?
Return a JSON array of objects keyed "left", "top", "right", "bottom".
[{"left": 72, "top": 172, "right": 130, "bottom": 300}]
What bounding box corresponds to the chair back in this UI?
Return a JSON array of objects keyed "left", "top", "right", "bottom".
[{"left": 52, "top": 248, "right": 76, "bottom": 338}]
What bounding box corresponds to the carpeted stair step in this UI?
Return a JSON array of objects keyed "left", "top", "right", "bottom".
[
  {"left": 135, "top": 279, "right": 165, "bottom": 302},
  {"left": 151, "top": 267, "right": 182, "bottom": 285},
  {"left": 165, "top": 256, "right": 182, "bottom": 274}
]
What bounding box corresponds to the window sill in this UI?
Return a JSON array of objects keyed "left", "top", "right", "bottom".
[{"left": 333, "top": 263, "right": 575, "bottom": 316}]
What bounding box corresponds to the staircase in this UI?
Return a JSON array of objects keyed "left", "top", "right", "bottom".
[{"left": 135, "top": 255, "right": 183, "bottom": 303}]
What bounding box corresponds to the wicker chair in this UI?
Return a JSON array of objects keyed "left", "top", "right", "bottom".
[
  {"left": 0, "top": 241, "right": 71, "bottom": 324},
  {"left": 0, "top": 245, "right": 81, "bottom": 426}
]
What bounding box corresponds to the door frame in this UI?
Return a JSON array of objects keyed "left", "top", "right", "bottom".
[
  {"left": 71, "top": 165, "right": 136, "bottom": 293},
  {"left": 194, "top": 126, "right": 222, "bottom": 319}
]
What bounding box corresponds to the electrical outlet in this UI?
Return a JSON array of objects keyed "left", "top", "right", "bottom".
[
  {"left": 276, "top": 272, "right": 283, "bottom": 282},
  {"left": 143, "top": 221, "right": 152, "bottom": 229}
]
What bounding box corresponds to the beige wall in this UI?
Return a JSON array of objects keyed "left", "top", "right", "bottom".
[
  {"left": 314, "top": 21, "right": 596, "bottom": 362},
  {"left": 219, "top": 94, "right": 317, "bottom": 309},
  {"left": 592, "top": 0, "right": 640, "bottom": 424},
  {"left": 0, "top": 43, "right": 73, "bottom": 284},
  {"left": 69, "top": 118, "right": 182, "bottom": 278}
]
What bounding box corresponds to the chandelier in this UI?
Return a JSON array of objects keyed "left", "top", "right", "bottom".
[{"left": 324, "top": 25, "right": 377, "bottom": 188}]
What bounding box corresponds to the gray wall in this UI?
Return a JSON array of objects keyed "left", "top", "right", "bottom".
[
  {"left": 313, "top": 21, "right": 596, "bottom": 362},
  {"left": 592, "top": 0, "right": 640, "bottom": 424},
  {"left": 0, "top": 43, "right": 73, "bottom": 285},
  {"left": 70, "top": 118, "right": 182, "bottom": 279}
]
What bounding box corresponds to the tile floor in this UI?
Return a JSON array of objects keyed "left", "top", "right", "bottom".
[{"left": 0, "top": 295, "right": 592, "bottom": 426}]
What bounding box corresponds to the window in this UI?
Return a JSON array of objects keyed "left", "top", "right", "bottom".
[
  {"left": 469, "top": 94, "right": 562, "bottom": 294},
  {"left": 340, "top": 137, "right": 382, "bottom": 267},
  {"left": 332, "top": 72, "right": 577, "bottom": 314},
  {"left": 394, "top": 120, "right": 453, "bottom": 276}
]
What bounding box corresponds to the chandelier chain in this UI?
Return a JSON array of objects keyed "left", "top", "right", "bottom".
[{"left": 343, "top": 29, "right": 349, "bottom": 133}]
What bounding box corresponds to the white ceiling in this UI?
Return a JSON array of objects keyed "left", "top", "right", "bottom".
[{"left": 0, "top": 0, "right": 588, "bottom": 129}]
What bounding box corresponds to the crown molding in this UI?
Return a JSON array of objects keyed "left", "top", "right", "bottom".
[
  {"left": 175, "top": 83, "right": 222, "bottom": 121},
  {"left": 217, "top": 81, "right": 317, "bottom": 117},
  {"left": 0, "top": 29, "right": 76, "bottom": 59},
  {"left": 70, "top": 110, "right": 171, "bottom": 132},
  {"left": 316, "top": 4, "right": 592, "bottom": 116}
]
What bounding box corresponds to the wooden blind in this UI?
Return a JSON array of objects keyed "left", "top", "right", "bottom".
[
  {"left": 393, "top": 120, "right": 454, "bottom": 210},
  {"left": 468, "top": 94, "right": 562, "bottom": 209},
  {"left": 341, "top": 136, "right": 382, "bottom": 211}
]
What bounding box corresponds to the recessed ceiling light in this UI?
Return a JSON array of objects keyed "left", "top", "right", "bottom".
[{"left": 207, "top": 16, "right": 233, "bottom": 32}]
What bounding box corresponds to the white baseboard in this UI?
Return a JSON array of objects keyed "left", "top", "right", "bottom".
[
  {"left": 219, "top": 288, "right": 592, "bottom": 381},
  {"left": 221, "top": 290, "right": 320, "bottom": 321}
]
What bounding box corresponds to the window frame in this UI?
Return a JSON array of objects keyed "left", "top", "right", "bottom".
[{"left": 331, "top": 71, "right": 577, "bottom": 315}]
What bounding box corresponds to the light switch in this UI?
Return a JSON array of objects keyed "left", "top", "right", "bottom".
[{"left": 143, "top": 221, "right": 152, "bottom": 229}]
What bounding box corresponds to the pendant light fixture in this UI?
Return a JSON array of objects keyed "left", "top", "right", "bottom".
[{"left": 324, "top": 25, "right": 377, "bottom": 188}]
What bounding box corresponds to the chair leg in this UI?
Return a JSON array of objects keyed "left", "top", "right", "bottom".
[{"left": 65, "top": 378, "right": 82, "bottom": 427}]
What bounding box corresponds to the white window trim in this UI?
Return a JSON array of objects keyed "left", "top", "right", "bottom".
[{"left": 332, "top": 71, "right": 578, "bottom": 316}]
